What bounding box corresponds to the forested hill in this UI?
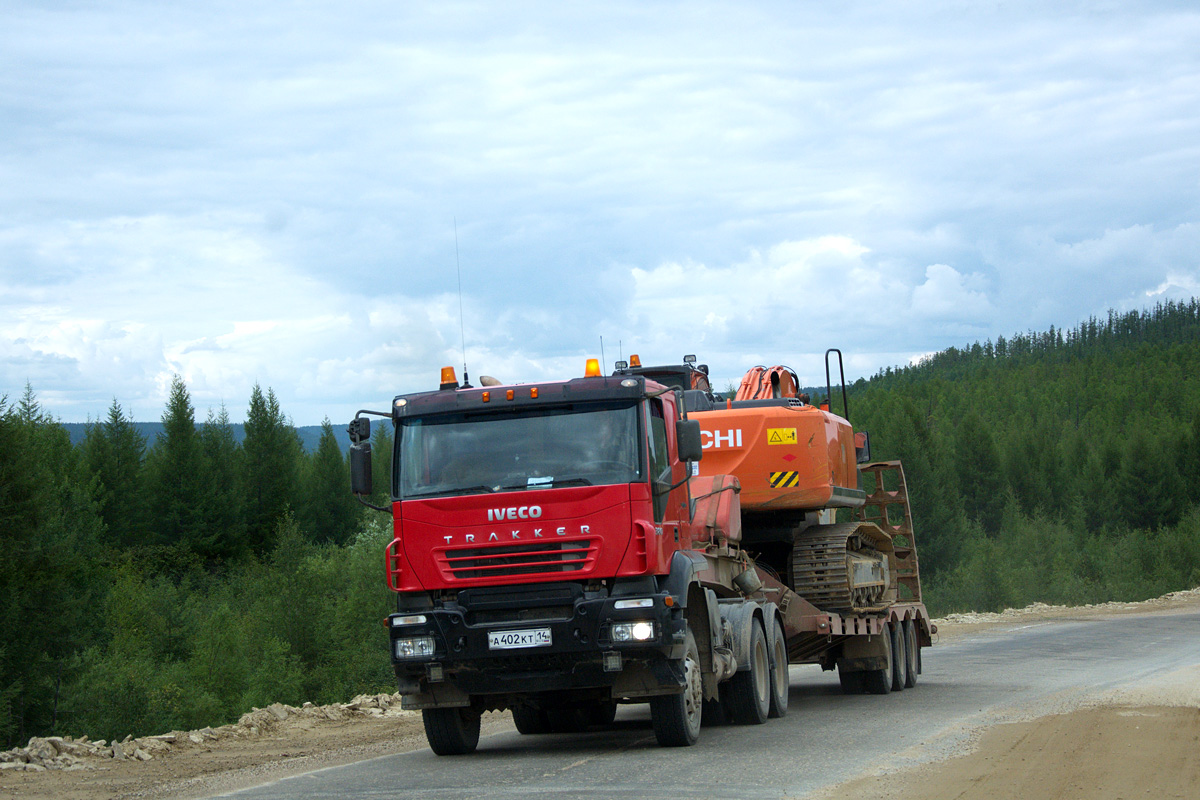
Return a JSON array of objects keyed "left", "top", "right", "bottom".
[
  {"left": 845, "top": 298, "right": 1200, "bottom": 614},
  {"left": 60, "top": 422, "right": 352, "bottom": 453}
]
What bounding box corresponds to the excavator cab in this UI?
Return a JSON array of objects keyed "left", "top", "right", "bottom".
[{"left": 613, "top": 354, "right": 713, "bottom": 394}]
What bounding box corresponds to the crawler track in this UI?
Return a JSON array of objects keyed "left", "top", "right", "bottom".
[{"left": 790, "top": 522, "right": 893, "bottom": 613}]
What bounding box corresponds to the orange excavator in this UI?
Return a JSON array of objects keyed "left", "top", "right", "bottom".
[{"left": 613, "top": 351, "right": 921, "bottom": 615}]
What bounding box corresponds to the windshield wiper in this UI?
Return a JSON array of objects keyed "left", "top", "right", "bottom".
[
  {"left": 405, "top": 484, "right": 496, "bottom": 499},
  {"left": 548, "top": 477, "right": 593, "bottom": 487},
  {"left": 496, "top": 477, "right": 593, "bottom": 490}
]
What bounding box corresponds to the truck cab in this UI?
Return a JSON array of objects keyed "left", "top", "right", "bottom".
[{"left": 349, "top": 362, "right": 731, "bottom": 753}]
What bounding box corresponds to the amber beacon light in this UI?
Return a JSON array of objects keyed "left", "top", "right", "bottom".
[{"left": 585, "top": 358, "right": 602, "bottom": 377}]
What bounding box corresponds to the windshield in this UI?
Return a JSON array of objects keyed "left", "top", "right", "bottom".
[{"left": 396, "top": 402, "right": 643, "bottom": 499}]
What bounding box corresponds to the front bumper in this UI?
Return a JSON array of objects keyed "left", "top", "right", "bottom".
[{"left": 388, "top": 582, "right": 686, "bottom": 703}]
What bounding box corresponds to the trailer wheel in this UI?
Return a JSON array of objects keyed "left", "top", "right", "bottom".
[
  {"left": 650, "top": 626, "right": 702, "bottom": 747},
  {"left": 903, "top": 619, "right": 918, "bottom": 689},
  {"left": 861, "top": 625, "right": 893, "bottom": 695},
  {"left": 890, "top": 621, "right": 907, "bottom": 692},
  {"left": 726, "top": 618, "right": 770, "bottom": 725},
  {"left": 767, "top": 619, "right": 789, "bottom": 718},
  {"left": 423, "top": 707, "right": 481, "bottom": 755},
  {"left": 511, "top": 705, "right": 550, "bottom": 735}
]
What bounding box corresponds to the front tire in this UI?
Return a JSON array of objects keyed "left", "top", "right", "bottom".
[
  {"left": 650, "top": 625, "right": 703, "bottom": 747},
  {"left": 726, "top": 618, "right": 770, "bottom": 725},
  {"left": 423, "top": 707, "right": 481, "bottom": 755}
]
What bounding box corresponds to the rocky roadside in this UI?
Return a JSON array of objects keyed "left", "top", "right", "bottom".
[{"left": 0, "top": 693, "right": 412, "bottom": 777}]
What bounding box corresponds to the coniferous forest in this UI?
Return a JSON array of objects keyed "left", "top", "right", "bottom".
[{"left": 4, "top": 299, "right": 1200, "bottom": 747}]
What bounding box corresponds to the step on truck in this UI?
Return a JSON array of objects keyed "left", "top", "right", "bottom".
[{"left": 348, "top": 354, "right": 933, "bottom": 755}]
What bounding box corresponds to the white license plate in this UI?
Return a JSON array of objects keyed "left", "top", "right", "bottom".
[{"left": 488, "top": 628, "right": 552, "bottom": 650}]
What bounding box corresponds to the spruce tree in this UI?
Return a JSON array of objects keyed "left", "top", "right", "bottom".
[
  {"left": 82, "top": 399, "right": 148, "bottom": 548},
  {"left": 241, "top": 384, "right": 301, "bottom": 552},
  {"left": 300, "top": 419, "right": 358, "bottom": 544},
  {"left": 147, "top": 375, "right": 206, "bottom": 549},
  {"left": 198, "top": 404, "right": 248, "bottom": 562}
]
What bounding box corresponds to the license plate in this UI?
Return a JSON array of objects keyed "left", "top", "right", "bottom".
[{"left": 488, "top": 628, "right": 552, "bottom": 650}]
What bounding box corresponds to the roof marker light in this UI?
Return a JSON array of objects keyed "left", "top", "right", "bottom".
[
  {"left": 530, "top": 387, "right": 539, "bottom": 399},
  {"left": 481, "top": 391, "right": 490, "bottom": 402},
  {"left": 506, "top": 389, "right": 515, "bottom": 400}
]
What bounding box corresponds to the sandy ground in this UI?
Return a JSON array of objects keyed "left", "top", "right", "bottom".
[{"left": 2, "top": 588, "right": 1198, "bottom": 800}]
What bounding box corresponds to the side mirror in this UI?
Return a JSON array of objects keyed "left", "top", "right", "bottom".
[
  {"left": 350, "top": 442, "right": 373, "bottom": 495},
  {"left": 676, "top": 420, "right": 703, "bottom": 463},
  {"left": 348, "top": 417, "right": 371, "bottom": 444},
  {"left": 854, "top": 431, "right": 872, "bottom": 465}
]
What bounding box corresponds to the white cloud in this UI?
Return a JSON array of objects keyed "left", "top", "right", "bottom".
[{"left": 911, "top": 264, "right": 991, "bottom": 320}]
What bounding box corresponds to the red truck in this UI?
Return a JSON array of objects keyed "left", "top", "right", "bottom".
[{"left": 348, "top": 354, "right": 933, "bottom": 755}]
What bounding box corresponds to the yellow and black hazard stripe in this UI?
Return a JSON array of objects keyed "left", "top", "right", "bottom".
[{"left": 768, "top": 471, "right": 800, "bottom": 488}]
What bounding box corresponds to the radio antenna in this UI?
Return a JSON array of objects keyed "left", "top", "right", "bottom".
[
  {"left": 455, "top": 218, "right": 469, "bottom": 387},
  {"left": 600, "top": 336, "right": 606, "bottom": 371}
]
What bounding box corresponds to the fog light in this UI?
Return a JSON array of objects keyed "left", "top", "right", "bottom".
[
  {"left": 611, "top": 621, "right": 656, "bottom": 642},
  {"left": 395, "top": 636, "right": 436, "bottom": 658},
  {"left": 603, "top": 651, "right": 622, "bottom": 672}
]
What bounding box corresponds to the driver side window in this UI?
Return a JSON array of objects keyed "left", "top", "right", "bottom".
[{"left": 648, "top": 401, "right": 669, "bottom": 522}]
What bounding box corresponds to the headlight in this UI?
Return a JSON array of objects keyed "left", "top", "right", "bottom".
[
  {"left": 611, "top": 621, "right": 656, "bottom": 642},
  {"left": 395, "top": 636, "right": 436, "bottom": 658}
]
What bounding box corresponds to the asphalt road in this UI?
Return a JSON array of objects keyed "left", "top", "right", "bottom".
[{"left": 214, "top": 610, "right": 1200, "bottom": 800}]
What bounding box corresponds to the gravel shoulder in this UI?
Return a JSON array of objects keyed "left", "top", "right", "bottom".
[{"left": 2, "top": 587, "right": 1198, "bottom": 800}]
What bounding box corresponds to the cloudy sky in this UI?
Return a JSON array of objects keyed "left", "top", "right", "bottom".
[{"left": 3, "top": 1, "right": 1199, "bottom": 425}]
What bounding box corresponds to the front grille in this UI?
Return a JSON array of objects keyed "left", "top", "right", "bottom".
[
  {"left": 468, "top": 605, "right": 575, "bottom": 625},
  {"left": 438, "top": 538, "right": 597, "bottom": 581}
]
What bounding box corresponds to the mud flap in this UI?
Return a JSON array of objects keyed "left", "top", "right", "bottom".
[{"left": 400, "top": 682, "right": 472, "bottom": 710}]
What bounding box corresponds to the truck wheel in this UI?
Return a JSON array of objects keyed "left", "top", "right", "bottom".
[
  {"left": 837, "top": 664, "right": 864, "bottom": 694},
  {"left": 861, "top": 625, "right": 893, "bottom": 695},
  {"left": 546, "top": 707, "right": 590, "bottom": 733},
  {"left": 423, "top": 707, "right": 481, "bottom": 755},
  {"left": 511, "top": 705, "right": 550, "bottom": 735},
  {"left": 726, "top": 618, "right": 770, "bottom": 725},
  {"left": 650, "top": 626, "right": 702, "bottom": 747},
  {"left": 890, "top": 620, "right": 907, "bottom": 692},
  {"left": 767, "top": 619, "right": 789, "bottom": 718},
  {"left": 701, "top": 696, "right": 727, "bottom": 727},
  {"left": 587, "top": 699, "right": 618, "bottom": 726},
  {"left": 903, "top": 619, "right": 918, "bottom": 688}
]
